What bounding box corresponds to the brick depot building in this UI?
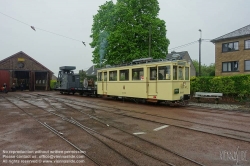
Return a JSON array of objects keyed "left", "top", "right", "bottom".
[{"left": 0, "top": 51, "right": 53, "bottom": 91}]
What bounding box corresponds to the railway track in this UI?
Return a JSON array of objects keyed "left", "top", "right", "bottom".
[
  {"left": 35, "top": 93, "right": 250, "bottom": 117},
  {"left": 1, "top": 95, "right": 100, "bottom": 166},
  {"left": 44, "top": 97, "right": 205, "bottom": 166},
  {"left": 3, "top": 94, "right": 205, "bottom": 166},
  {"left": 35, "top": 94, "right": 250, "bottom": 143}
]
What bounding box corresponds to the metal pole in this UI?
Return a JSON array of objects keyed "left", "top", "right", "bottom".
[{"left": 199, "top": 29, "right": 202, "bottom": 76}]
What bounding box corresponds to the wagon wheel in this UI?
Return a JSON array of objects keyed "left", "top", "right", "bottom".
[{"left": 83, "top": 78, "right": 88, "bottom": 88}]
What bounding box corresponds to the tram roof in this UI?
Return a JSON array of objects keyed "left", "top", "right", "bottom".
[{"left": 97, "top": 59, "right": 189, "bottom": 71}]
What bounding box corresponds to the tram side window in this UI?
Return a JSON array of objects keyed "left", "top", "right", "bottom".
[
  {"left": 104, "top": 72, "right": 107, "bottom": 81},
  {"left": 132, "top": 68, "right": 144, "bottom": 80},
  {"left": 173, "top": 66, "right": 177, "bottom": 80},
  {"left": 120, "top": 69, "right": 129, "bottom": 81},
  {"left": 158, "top": 66, "right": 171, "bottom": 80},
  {"left": 178, "top": 66, "right": 184, "bottom": 80},
  {"left": 72, "top": 76, "right": 75, "bottom": 82},
  {"left": 185, "top": 67, "right": 189, "bottom": 80},
  {"left": 109, "top": 71, "right": 117, "bottom": 81},
  {"left": 98, "top": 72, "right": 102, "bottom": 81},
  {"left": 150, "top": 67, "right": 157, "bottom": 80}
]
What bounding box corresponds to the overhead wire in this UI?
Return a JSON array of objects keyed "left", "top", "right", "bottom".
[
  {"left": 202, "top": 39, "right": 212, "bottom": 42},
  {"left": 168, "top": 38, "right": 213, "bottom": 51},
  {"left": 35, "top": 27, "right": 82, "bottom": 42},
  {"left": 0, "top": 11, "right": 85, "bottom": 44},
  {"left": 168, "top": 40, "right": 199, "bottom": 51},
  {"left": 1, "top": 12, "right": 213, "bottom": 49}
]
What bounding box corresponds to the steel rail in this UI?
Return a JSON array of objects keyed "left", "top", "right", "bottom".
[
  {"left": 109, "top": 108, "right": 250, "bottom": 134},
  {"left": 34, "top": 93, "right": 250, "bottom": 115},
  {"left": 2, "top": 96, "right": 101, "bottom": 166},
  {"left": 61, "top": 101, "right": 205, "bottom": 166},
  {"left": 66, "top": 117, "right": 175, "bottom": 166},
  {"left": 47, "top": 96, "right": 250, "bottom": 143},
  {"left": 62, "top": 117, "right": 139, "bottom": 166},
  {"left": 41, "top": 97, "right": 204, "bottom": 166},
  {"left": 44, "top": 98, "right": 109, "bottom": 127},
  {"left": 14, "top": 96, "right": 144, "bottom": 166},
  {"left": 40, "top": 122, "right": 102, "bottom": 166}
]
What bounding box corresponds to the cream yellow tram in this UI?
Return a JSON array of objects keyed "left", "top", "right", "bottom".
[{"left": 97, "top": 58, "right": 190, "bottom": 105}]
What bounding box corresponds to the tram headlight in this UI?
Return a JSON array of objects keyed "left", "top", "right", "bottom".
[{"left": 174, "top": 88, "right": 179, "bottom": 94}]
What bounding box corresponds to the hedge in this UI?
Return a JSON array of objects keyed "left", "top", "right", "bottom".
[{"left": 190, "top": 75, "right": 250, "bottom": 100}]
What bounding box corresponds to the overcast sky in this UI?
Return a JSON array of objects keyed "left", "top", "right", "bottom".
[{"left": 0, "top": 0, "right": 249, "bottom": 75}]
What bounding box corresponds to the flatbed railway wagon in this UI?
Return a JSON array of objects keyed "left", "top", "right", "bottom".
[
  {"left": 97, "top": 58, "right": 190, "bottom": 105},
  {"left": 55, "top": 66, "right": 97, "bottom": 96}
]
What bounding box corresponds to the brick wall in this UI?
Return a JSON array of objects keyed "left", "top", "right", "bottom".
[{"left": 215, "top": 36, "right": 250, "bottom": 76}]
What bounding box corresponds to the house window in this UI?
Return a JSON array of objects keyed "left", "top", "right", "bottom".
[
  {"left": 244, "top": 60, "right": 250, "bottom": 71},
  {"left": 222, "top": 61, "right": 238, "bottom": 72},
  {"left": 245, "top": 40, "right": 250, "bottom": 49},
  {"left": 222, "top": 42, "right": 239, "bottom": 52}
]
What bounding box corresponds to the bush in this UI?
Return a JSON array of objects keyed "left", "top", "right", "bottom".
[
  {"left": 191, "top": 75, "right": 250, "bottom": 101},
  {"left": 50, "top": 80, "right": 57, "bottom": 90}
]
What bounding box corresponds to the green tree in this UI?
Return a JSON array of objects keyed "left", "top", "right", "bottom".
[
  {"left": 90, "top": 0, "right": 170, "bottom": 66},
  {"left": 192, "top": 59, "right": 215, "bottom": 76},
  {"left": 90, "top": 1, "right": 116, "bottom": 66},
  {"left": 79, "top": 70, "right": 87, "bottom": 83}
]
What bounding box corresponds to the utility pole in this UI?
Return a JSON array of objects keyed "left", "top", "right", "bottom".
[
  {"left": 199, "top": 29, "right": 202, "bottom": 76},
  {"left": 149, "top": 25, "right": 152, "bottom": 57}
]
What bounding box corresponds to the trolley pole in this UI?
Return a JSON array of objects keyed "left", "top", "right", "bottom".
[
  {"left": 149, "top": 24, "right": 152, "bottom": 58},
  {"left": 199, "top": 29, "right": 202, "bottom": 76}
]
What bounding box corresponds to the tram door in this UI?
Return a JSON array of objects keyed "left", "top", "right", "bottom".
[
  {"left": 102, "top": 71, "right": 108, "bottom": 95},
  {"left": 147, "top": 66, "right": 158, "bottom": 98}
]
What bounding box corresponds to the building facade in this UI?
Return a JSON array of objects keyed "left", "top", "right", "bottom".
[
  {"left": 211, "top": 24, "right": 250, "bottom": 76},
  {"left": 0, "top": 51, "right": 53, "bottom": 91},
  {"left": 166, "top": 51, "right": 196, "bottom": 77}
]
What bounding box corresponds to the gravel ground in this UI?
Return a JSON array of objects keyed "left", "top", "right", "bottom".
[
  {"left": 1, "top": 92, "right": 250, "bottom": 166},
  {"left": 189, "top": 101, "right": 250, "bottom": 111}
]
